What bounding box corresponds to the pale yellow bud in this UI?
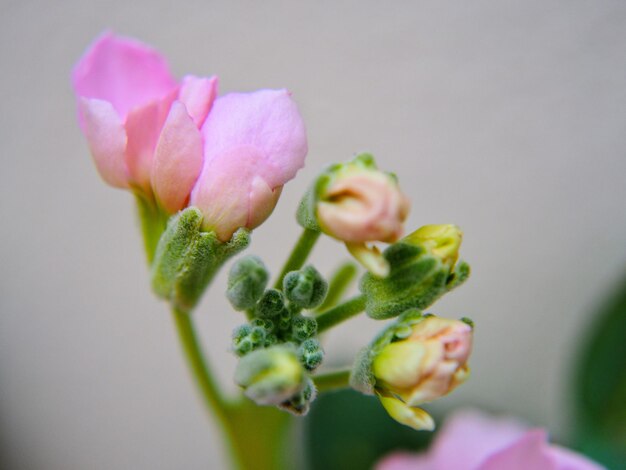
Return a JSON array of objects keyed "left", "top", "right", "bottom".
[
  {"left": 405, "top": 224, "right": 463, "bottom": 268},
  {"left": 372, "top": 317, "right": 472, "bottom": 406}
]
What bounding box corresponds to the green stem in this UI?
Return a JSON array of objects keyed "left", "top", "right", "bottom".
[
  {"left": 316, "top": 295, "right": 366, "bottom": 333},
  {"left": 135, "top": 193, "right": 168, "bottom": 264},
  {"left": 172, "top": 309, "right": 295, "bottom": 470},
  {"left": 172, "top": 308, "right": 232, "bottom": 436},
  {"left": 274, "top": 228, "right": 321, "bottom": 289},
  {"left": 313, "top": 369, "right": 351, "bottom": 393},
  {"left": 316, "top": 261, "right": 358, "bottom": 313}
]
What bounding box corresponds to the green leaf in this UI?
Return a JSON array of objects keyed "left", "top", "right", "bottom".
[{"left": 573, "top": 271, "right": 626, "bottom": 468}]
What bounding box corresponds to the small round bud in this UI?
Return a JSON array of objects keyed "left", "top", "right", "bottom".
[
  {"left": 234, "top": 345, "right": 305, "bottom": 405},
  {"left": 226, "top": 255, "right": 269, "bottom": 311},
  {"left": 297, "top": 339, "right": 325, "bottom": 371},
  {"left": 256, "top": 289, "right": 288, "bottom": 318},
  {"left": 291, "top": 315, "right": 318, "bottom": 342},
  {"left": 283, "top": 265, "right": 329, "bottom": 309},
  {"left": 231, "top": 324, "right": 266, "bottom": 357},
  {"left": 251, "top": 317, "right": 275, "bottom": 333}
]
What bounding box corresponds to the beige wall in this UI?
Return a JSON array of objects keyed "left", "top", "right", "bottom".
[{"left": 1, "top": 1, "right": 626, "bottom": 468}]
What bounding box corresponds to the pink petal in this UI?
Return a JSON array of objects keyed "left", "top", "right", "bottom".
[
  {"left": 375, "top": 452, "right": 432, "bottom": 470},
  {"left": 124, "top": 88, "right": 178, "bottom": 191},
  {"left": 190, "top": 145, "right": 282, "bottom": 241},
  {"left": 430, "top": 409, "right": 528, "bottom": 469},
  {"left": 200, "top": 89, "right": 308, "bottom": 188},
  {"left": 479, "top": 430, "right": 557, "bottom": 470},
  {"left": 550, "top": 446, "right": 606, "bottom": 470},
  {"left": 152, "top": 101, "right": 203, "bottom": 213},
  {"left": 179, "top": 75, "right": 218, "bottom": 128},
  {"left": 79, "top": 98, "right": 129, "bottom": 188},
  {"left": 72, "top": 31, "right": 178, "bottom": 120}
]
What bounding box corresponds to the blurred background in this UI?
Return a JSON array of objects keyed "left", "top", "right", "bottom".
[{"left": 1, "top": 0, "right": 625, "bottom": 468}]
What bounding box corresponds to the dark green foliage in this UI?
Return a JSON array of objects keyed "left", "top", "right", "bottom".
[{"left": 573, "top": 272, "right": 626, "bottom": 469}]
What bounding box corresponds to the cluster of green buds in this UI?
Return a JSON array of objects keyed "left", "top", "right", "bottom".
[
  {"left": 228, "top": 256, "right": 328, "bottom": 415},
  {"left": 147, "top": 153, "right": 474, "bottom": 431}
]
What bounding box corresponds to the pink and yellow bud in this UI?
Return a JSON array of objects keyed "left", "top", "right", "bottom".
[
  {"left": 316, "top": 159, "right": 410, "bottom": 244},
  {"left": 404, "top": 224, "right": 463, "bottom": 269},
  {"left": 372, "top": 317, "right": 472, "bottom": 407}
]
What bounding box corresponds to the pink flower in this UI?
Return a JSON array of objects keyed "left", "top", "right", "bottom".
[
  {"left": 376, "top": 410, "right": 604, "bottom": 470},
  {"left": 73, "top": 33, "right": 308, "bottom": 239},
  {"left": 72, "top": 32, "right": 217, "bottom": 212}
]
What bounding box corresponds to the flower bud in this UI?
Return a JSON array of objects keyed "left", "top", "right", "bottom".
[
  {"left": 226, "top": 256, "right": 269, "bottom": 311},
  {"left": 291, "top": 315, "right": 318, "bottom": 343},
  {"left": 190, "top": 90, "right": 308, "bottom": 241},
  {"left": 297, "top": 338, "right": 325, "bottom": 371},
  {"left": 404, "top": 224, "right": 462, "bottom": 269},
  {"left": 298, "top": 154, "right": 409, "bottom": 277},
  {"left": 234, "top": 345, "right": 305, "bottom": 405},
  {"left": 350, "top": 310, "right": 473, "bottom": 430},
  {"left": 372, "top": 316, "right": 472, "bottom": 406},
  {"left": 310, "top": 154, "right": 409, "bottom": 243},
  {"left": 283, "top": 265, "right": 328, "bottom": 309},
  {"left": 360, "top": 224, "right": 469, "bottom": 319},
  {"left": 255, "top": 289, "right": 288, "bottom": 319}
]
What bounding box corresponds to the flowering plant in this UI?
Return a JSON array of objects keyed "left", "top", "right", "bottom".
[{"left": 72, "top": 33, "right": 605, "bottom": 469}]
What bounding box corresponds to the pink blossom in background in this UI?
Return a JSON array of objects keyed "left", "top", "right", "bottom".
[
  {"left": 376, "top": 410, "right": 604, "bottom": 470},
  {"left": 73, "top": 33, "right": 308, "bottom": 238}
]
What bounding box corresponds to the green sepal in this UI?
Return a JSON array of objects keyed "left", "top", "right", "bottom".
[
  {"left": 283, "top": 265, "right": 329, "bottom": 309},
  {"left": 226, "top": 255, "right": 269, "bottom": 311},
  {"left": 296, "top": 188, "right": 321, "bottom": 231},
  {"left": 278, "top": 377, "right": 317, "bottom": 416},
  {"left": 151, "top": 207, "right": 250, "bottom": 313},
  {"left": 291, "top": 315, "right": 318, "bottom": 343},
  {"left": 360, "top": 240, "right": 470, "bottom": 320},
  {"left": 350, "top": 310, "right": 425, "bottom": 395},
  {"left": 297, "top": 338, "right": 324, "bottom": 371},
  {"left": 255, "top": 289, "right": 288, "bottom": 318}
]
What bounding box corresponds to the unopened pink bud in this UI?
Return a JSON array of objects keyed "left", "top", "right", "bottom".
[
  {"left": 317, "top": 163, "right": 409, "bottom": 244},
  {"left": 190, "top": 89, "right": 307, "bottom": 241}
]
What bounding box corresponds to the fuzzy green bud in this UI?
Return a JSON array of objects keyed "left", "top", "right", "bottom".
[
  {"left": 234, "top": 345, "right": 305, "bottom": 405},
  {"left": 283, "top": 265, "right": 329, "bottom": 309},
  {"left": 297, "top": 339, "right": 325, "bottom": 371},
  {"left": 360, "top": 224, "right": 469, "bottom": 320},
  {"left": 231, "top": 324, "right": 267, "bottom": 357},
  {"left": 226, "top": 256, "right": 269, "bottom": 311},
  {"left": 256, "top": 289, "right": 288, "bottom": 318},
  {"left": 291, "top": 315, "right": 318, "bottom": 343}
]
